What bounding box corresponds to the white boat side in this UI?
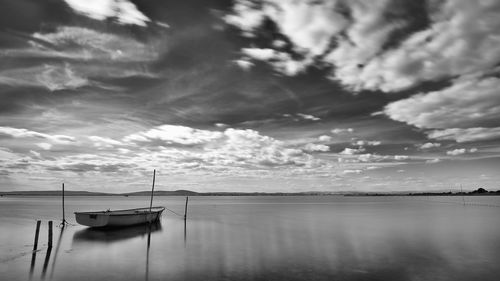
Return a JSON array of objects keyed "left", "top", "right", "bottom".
[{"left": 75, "top": 206, "right": 165, "bottom": 227}]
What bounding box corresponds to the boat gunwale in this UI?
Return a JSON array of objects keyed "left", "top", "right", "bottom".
[{"left": 74, "top": 206, "right": 165, "bottom": 216}]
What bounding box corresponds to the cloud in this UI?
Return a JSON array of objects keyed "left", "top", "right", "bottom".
[
  {"left": 426, "top": 158, "right": 441, "bottom": 164},
  {"left": 418, "top": 142, "right": 441, "bottom": 149},
  {"left": 354, "top": 140, "right": 381, "bottom": 146},
  {"left": 343, "top": 169, "right": 362, "bottom": 175},
  {"left": 30, "top": 150, "right": 41, "bottom": 158},
  {"left": 215, "top": 123, "right": 229, "bottom": 128},
  {"left": 318, "top": 135, "right": 332, "bottom": 142},
  {"left": 64, "top": 0, "right": 151, "bottom": 26},
  {"left": 242, "top": 48, "right": 277, "bottom": 61},
  {"left": 88, "top": 136, "right": 124, "bottom": 148},
  {"left": 0, "top": 126, "right": 76, "bottom": 144},
  {"left": 0, "top": 147, "right": 19, "bottom": 161},
  {"left": 303, "top": 143, "right": 329, "bottom": 152},
  {"left": 234, "top": 59, "right": 254, "bottom": 70},
  {"left": 31, "top": 26, "right": 159, "bottom": 62},
  {"left": 343, "top": 0, "right": 500, "bottom": 92},
  {"left": 37, "top": 63, "right": 89, "bottom": 91},
  {"left": 384, "top": 77, "right": 500, "bottom": 129},
  {"left": 123, "top": 125, "right": 224, "bottom": 146},
  {"left": 0, "top": 27, "right": 160, "bottom": 91},
  {"left": 427, "top": 127, "right": 500, "bottom": 142},
  {"left": 217, "top": 128, "right": 315, "bottom": 167},
  {"left": 445, "top": 148, "right": 477, "bottom": 156},
  {"left": 0, "top": 64, "right": 89, "bottom": 91},
  {"left": 331, "top": 128, "right": 353, "bottom": 134},
  {"left": 394, "top": 155, "right": 409, "bottom": 160},
  {"left": 226, "top": 0, "right": 348, "bottom": 62},
  {"left": 224, "top": 1, "right": 268, "bottom": 36},
  {"left": 122, "top": 125, "right": 319, "bottom": 168},
  {"left": 340, "top": 147, "right": 365, "bottom": 155},
  {"left": 36, "top": 143, "right": 53, "bottom": 150},
  {"left": 0, "top": 124, "right": 339, "bottom": 183},
  {"left": 240, "top": 47, "right": 311, "bottom": 75},
  {"left": 227, "top": 1, "right": 500, "bottom": 92},
  {"left": 297, "top": 113, "right": 320, "bottom": 121},
  {"left": 446, "top": 148, "right": 466, "bottom": 156}
]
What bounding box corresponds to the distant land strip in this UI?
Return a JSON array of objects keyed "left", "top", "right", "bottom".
[{"left": 0, "top": 188, "right": 499, "bottom": 197}]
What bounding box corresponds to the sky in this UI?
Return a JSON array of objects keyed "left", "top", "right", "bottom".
[{"left": 1, "top": 0, "right": 499, "bottom": 193}]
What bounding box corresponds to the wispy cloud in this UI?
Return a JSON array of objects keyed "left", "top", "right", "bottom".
[
  {"left": 37, "top": 63, "right": 89, "bottom": 91},
  {"left": 31, "top": 26, "right": 159, "bottom": 62},
  {"left": 331, "top": 128, "right": 353, "bottom": 134},
  {"left": 0, "top": 126, "right": 76, "bottom": 144},
  {"left": 296, "top": 113, "right": 320, "bottom": 121},
  {"left": 88, "top": 136, "right": 125, "bottom": 148},
  {"left": 427, "top": 127, "right": 500, "bottom": 143},
  {"left": 0, "top": 26, "right": 161, "bottom": 91}
]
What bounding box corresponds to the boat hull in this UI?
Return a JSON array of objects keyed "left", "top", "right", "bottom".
[{"left": 75, "top": 207, "right": 165, "bottom": 228}]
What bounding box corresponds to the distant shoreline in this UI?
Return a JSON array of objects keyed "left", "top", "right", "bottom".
[{"left": 1, "top": 188, "right": 499, "bottom": 197}]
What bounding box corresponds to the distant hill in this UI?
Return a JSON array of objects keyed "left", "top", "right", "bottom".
[
  {"left": 0, "top": 190, "right": 342, "bottom": 196},
  {"left": 123, "top": 190, "right": 200, "bottom": 196},
  {"left": 0, "top": 190, "right": 113, "bottom": 196},
  {"left": 1, "top": 188, "right": 499, "bottom": 197}
]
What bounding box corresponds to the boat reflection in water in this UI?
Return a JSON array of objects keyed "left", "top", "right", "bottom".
[{"left": 72, "top": 221, "right": 162, "bottom": 244}]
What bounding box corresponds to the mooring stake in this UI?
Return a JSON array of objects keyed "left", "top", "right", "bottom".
[
  {"left": 33, "top": 220, "right": 41, "bottom": 251},
  {"left": 48, "top": 221, "right": 53, "bottom": 248}
]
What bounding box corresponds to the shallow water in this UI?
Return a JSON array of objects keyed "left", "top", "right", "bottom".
[{"left": 1, "top": 196, "right": 499, "bottom": 281}]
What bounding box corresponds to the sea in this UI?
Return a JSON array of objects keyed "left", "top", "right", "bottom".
[{"left": 1, "top": 195, "right": 499, "bottom": 281}]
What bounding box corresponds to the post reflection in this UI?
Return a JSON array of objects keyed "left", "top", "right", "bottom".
[
  {"left": 40, "top": 246, "right": 52, "bottom": 279},
  {"left": 29, "top": 249, "right": 37, "bottom": 279},
  {"left": 72, "top": 221, "right": 162, "bottom": 244},
  {"left": 49, "top": 226, "right": 66, "bottom": 279},
  {"left": 184, "top": 219, "right": 187, "bottom": 247},
  {"left": 145, "top": 224, "right": 152, "bottom": 281}
]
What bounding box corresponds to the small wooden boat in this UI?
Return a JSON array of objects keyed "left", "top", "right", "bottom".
[
  {"left": 75, "top": 207, "right": 165, "bottom": 228},
  {"left": 74, "top": 169, "right": 164, "bottom": 228}
]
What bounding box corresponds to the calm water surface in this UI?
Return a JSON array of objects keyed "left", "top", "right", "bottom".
[{"left": 1, "top": 196, "right": 499, "bottom": 281}]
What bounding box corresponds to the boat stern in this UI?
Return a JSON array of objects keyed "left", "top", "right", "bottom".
[{"left": 75, "top": 212, "right": 109, "bottom": 227}]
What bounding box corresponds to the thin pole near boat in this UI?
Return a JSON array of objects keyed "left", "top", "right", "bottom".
[
  {"left": 149, "top": 170, "right": 156, "bottom": 212},
  {"left": 61, "top": 183, "right": 67, "bottom": 226}
]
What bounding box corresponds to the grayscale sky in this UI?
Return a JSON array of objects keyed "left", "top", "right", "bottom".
[{"left": 1, "top": 0, "right": 499, "bottom": 192}]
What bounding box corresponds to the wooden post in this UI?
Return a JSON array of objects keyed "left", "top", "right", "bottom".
[
  {"left": 149, "top": 170, "right": 156, "bottom": 213},
  {"left": 184, "top": 196, "right": 189, "bottom": 220},
  {"left": 48, "top": 221, "right": 53, "bottom": 248},
  {"left": 33, "top": 220, "right": 41, "bottom": 251},
  {"left": 62, "top": 183, "right": 66, "bottom": 226}
]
